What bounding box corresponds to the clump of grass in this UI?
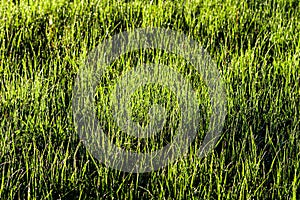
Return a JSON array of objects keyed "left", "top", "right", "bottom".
[{"left": 0, "top": 0, "right": 299, "bottom": 199}]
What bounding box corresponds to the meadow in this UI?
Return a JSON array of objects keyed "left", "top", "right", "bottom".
[{"left": 0, "top": 0, "right": 299, "bottom": 199}]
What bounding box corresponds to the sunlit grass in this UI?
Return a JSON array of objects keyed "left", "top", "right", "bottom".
[{"left": 0, "top": 0, "right": 299, "bottom": 199}]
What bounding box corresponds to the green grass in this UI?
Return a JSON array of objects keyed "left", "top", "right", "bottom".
[{"left": 0, "top": 0, "right": 299, "bottom": 199}]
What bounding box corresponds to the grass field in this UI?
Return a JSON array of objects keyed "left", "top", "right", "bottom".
[{"left": 0, "top": 0, "right": 299, "bottom": 199}]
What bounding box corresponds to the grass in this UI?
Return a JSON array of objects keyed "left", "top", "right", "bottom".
[{"left": 0, "top": 0, "right": 299, "bottom": 199}]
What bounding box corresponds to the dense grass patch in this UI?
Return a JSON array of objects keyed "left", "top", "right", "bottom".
[{"left": 0, "top": 0, "right": 299, "bottom": 199}]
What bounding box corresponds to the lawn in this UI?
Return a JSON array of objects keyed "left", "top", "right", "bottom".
[{"left": 0, "top": 0, "right": 299, "bottom": 199}]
